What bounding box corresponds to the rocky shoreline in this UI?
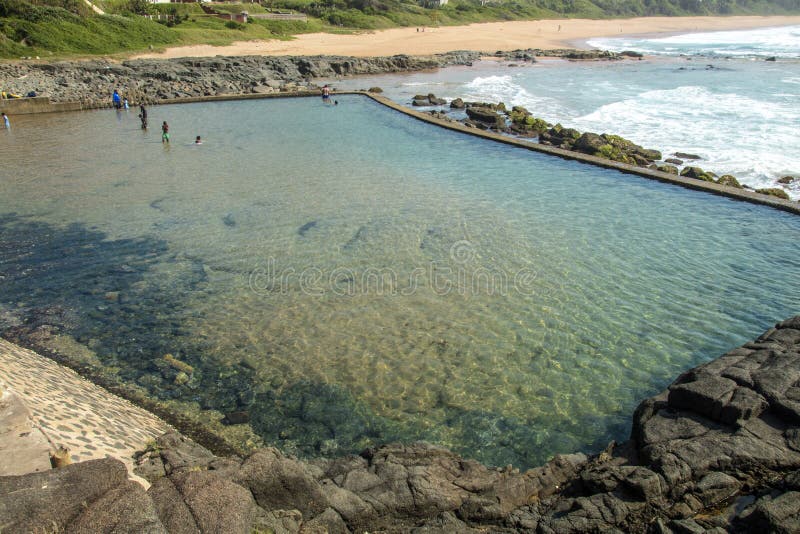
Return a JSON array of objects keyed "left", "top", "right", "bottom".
[
  {"left": 0, "top": 52, "right": 486, "bottom": 105},
  {"left": 3, "top": 317, "right": 800, "bottom": 533},
  {"left": 0, "top": 49, "right": 633, "bottom": 106}
]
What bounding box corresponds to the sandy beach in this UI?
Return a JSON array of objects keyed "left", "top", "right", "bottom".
[{"left": 133, "top": 15, "right": 800, "bottom": 59}]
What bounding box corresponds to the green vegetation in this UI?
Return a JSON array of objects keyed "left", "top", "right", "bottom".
[
  {"left": 0, "top": 0, "right": 178, "bottom": 57},
  {"left": 1, "top": 0, "right": 799, "bottom": 58}
]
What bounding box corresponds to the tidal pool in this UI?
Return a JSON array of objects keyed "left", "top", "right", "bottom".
[{"left": 1, "top": 95, "right": 798, "bottom": 468}]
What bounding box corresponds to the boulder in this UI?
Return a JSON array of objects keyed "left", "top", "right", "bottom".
[
  {"left": 148, "top": 470, "right": 255, "bottom": 534},
  {"left": 367, "top": 86, "right": 383, "bottom": 93},
  {"left": 777, "top": 175, "right": 796, "bottom": 184},
  {"left": 574, "top": 132, "right": 606, "bottom": 154},
  {"left": 716, "top": 175, "right": 742, "bottom": 188},
  {"left": 0, "top": 458, "right": 163, "bottom": 533},
  {"left": 657, "top": 165, "right": 679, "bottom": 175},
  {"left": 234, "top": 448, "right": 329, "bottom": 517},
  {"left": 449, "top": 97, "right": 465, "bottom": 109},
  {"left": 680, "top": 166, "right": 715, "bottom": 182},
  {"left": 674, "top": 152, "right": 701, "bottom": 160},
  {"left": 464, "top": 107, "right": 505, "bottom": 129}
]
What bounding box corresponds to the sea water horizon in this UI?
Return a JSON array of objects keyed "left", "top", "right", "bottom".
[{"left": 329, "top": 25, "right": 800, "bottom": 198}]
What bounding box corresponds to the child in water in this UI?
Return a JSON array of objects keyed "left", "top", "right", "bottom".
[
  {"left": 161, "top": 121, "right": 169, "bottom": 143},
  {"left": 194, "top": 136, "right": 202, "bottom": 145}
]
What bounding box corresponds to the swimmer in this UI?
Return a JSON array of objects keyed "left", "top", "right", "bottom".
[{"left": 194, "top": 135, "right": 202, "bottom": 145}]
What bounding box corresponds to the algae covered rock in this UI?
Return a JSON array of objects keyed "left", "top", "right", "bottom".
[
  {"left": 657, "top": 165, "right": 679, "bottom": 175},
  {"left": 465, "top": 106, "right": 506, "bottom": 129},
  {"left": 680, "top": 166, "right": 715, "bottom": 182},
  {"left": 716, "top": 175, "right": 742, "bottom": 188},
  {"left": 778, "top": 175, "right": 796, "bottom": 184},
  {"left": 449, "top": 97, "right": 465, "bottom": 109},
  {"left": 757, "top": 187, "right": 791, "bottom": 200},
  {"left": 367, "top": 86, "right": 383, "bottom": 93},
  {"left": 508, "top": 106, "right": 550, "bottom": 135}
]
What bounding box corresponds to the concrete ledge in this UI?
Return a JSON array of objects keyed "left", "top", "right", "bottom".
[
  {"left": 362, "top": 92, "right": 800, "bottom": 216},
  {"left": 0, "top": 96, "right": 83, "bottom": 114}
]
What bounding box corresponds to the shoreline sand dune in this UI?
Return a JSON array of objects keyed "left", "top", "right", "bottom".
[{"left": 132, "top": 15, "right": 800, "bottom": 59}]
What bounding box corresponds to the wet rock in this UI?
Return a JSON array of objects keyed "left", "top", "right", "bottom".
[
  {"left": 222, "top": 411, "right": 250, "bottom": 425},
  {"left": 716, "top": 175, "right": 742, "bottom": 188},
  {"left": 658, "top": 165, "right": 680, "bottom": 175},
  {"left": 574, "top": 132, "right": 606, "bottom": 153},
  {"left": 412, "top": 93, "right": 446, "bottom": 106},
  {"left": 674, "top": 152, "right": 701, "bottom": 160},
  {"left": 757, "top": 187, "right": 791, "bottom": 200},
  {"left": 449, "top": 97, "right": 465, "bottom": 109},
  {"left": 680, "top": 166, "right": 715, "bottom": 182},
  {"left": 778, "top": 175, "right": 796, "bottom": 184}
]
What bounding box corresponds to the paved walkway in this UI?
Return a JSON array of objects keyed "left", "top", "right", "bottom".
[{"left": 0, "top": 339, "right": 172, "bottom": 480}]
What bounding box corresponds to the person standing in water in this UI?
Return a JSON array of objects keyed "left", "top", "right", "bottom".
[
  {"left": 139, "top": 105, "right": 148, "bottom": 129},
  {"left": 112, "top": 89, "right": 121, "bottom": 109},
  {"left": 321, "top": 84, "right": 331, "bottom": 102},
  {"left": 2, "top": 112, "right": 9, "bottom": 129},
  {"left": 161, "top": 121, "right": 169, "bottom": 143}
]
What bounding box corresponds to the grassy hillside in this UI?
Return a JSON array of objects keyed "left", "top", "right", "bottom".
[
  {"left": 1, "top": 0, "right": 798, "bottom": 58},
  {"left": 0, "top": 0, "right": 179, "bottom": 57}
]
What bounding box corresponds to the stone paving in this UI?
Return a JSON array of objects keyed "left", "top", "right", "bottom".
[{"left": 0, "top": 339, "right": 172, "bottom": 479}]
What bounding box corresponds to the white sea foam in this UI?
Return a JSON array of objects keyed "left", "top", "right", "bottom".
[
  {"left": 462, "top": 75, "right": 571, "bottom": 121},
  {"left": 570, "top": 86, "right": 800, "bottom": 195},
  {"left": 401, "top": 81, "right": 445, "bottom": 86},
  {"left": 588, "top": 25, "right": 800, "bottom": 59}
]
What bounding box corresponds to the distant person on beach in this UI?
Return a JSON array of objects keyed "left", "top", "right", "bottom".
[
  {"left": 112, "top": 89, "right": 121, "bottom": 109},
  {"left": 2, "top": 112, "right": 9, "bottom": 129},
  {"left": 195, "top": 135, "right": 202, "bottom": 144},
  {"left": 139, "top": 105, "right": 148, "bottom": 129},
  {"left": 161, "top": 121, "right": 169, "bottom": 143}
]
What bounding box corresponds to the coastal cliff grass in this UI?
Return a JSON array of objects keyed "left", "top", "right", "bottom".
[
  {"left": 0, "top": 0, "right": 178, "bottom": 57},
  {"left": 2, "top": 0, "right": 800, "bottom": 58}
]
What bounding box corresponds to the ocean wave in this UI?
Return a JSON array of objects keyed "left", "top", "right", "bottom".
[
  {"left": 401, "top": 81, "right": 444, "bottom": 86},
  {"left": 588, "top": 25, "right": 800, "bottom": 59},
  {"left": 462, "top": 75, "right": 571, "bottom": 121},
  {"left": 570, "top": 86, "right": 799, "bottom": 197}
]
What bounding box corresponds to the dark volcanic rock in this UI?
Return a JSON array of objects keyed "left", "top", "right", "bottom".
[
  {"left": 0, "top": 52, "right": 480, "bottom": 105},
  {"left": 235, "top": 448, "right": 329, "bottom": 518},
  {"left": 0, "top": 458, "right": 165, "bottom": 533},
  {"left": 464, "top": 106, "right": 505, "bottom": 129},
  {"left": 149, "top": 470, "right": 255, "bottom": 534},
  {"left": 6, "top": 318, "right": 800, "bottom": 533}
]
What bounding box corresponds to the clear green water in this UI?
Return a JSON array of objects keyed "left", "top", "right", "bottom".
[{"left": 1, "top": 95, "right": 798, "bottom": 468}]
